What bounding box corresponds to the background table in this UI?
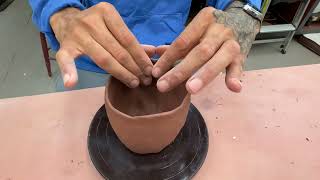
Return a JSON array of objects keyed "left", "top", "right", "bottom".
[{"left": 1, "top": 64, "right": 320, "bottom": 180}]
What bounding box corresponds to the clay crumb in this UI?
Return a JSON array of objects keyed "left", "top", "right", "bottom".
[
  {"left": 310, "top": 124, "right": 318, "bottom": 128},
  {"left": 290, "top": 162, "right": 295, "bottom": 165},
  {"left": 272, "top": 108, "right": 276, "bottom": 112},
  {"left": 232, "top": 136, "right": 237, "bottom": 140},
  {"left": 306, "top": 137, "right": 311, "bottom": 142},
  {"left": 264, "top": 126, "right": 268, "bottom": 128},
  {"left": 215, "top": 117, "right": 218, "bottom": 119},
  {"left": 71, "top": 160, "right": 74, "bottom": 163}
]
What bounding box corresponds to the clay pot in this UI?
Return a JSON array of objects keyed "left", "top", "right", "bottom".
[{"left": 105, "top": 77, "right": 191, "bottom": 154}]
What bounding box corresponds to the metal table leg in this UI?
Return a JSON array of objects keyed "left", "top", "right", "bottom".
[
  {"left": 280, "top": 0, "right": 310, "bottom": 54},
  {"left": 255, "top": 0, "right": 311, "bottom": 54}
]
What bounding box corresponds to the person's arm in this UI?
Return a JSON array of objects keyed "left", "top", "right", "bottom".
[
  {"left": 28, "top": 0, "right": 85, "bottom": 50},
  {"left": 153, "top": 1, "right": 261, "bottom": 94},
  {"left": 214, "top": 1, "right": 261, "bottom": 55},
  {"left": 29, "top": 1, "right": 154, "bottom": 88}
]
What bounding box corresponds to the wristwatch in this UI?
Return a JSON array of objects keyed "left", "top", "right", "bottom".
[
  {"left": 233, "top": 0, "right": 264, "bottom": 22},
  {"left": 243, "top": 3, "right": 263, "bottom": 22}
]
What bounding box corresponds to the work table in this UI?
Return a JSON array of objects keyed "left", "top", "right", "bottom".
[{"left": 0, "top": 64, "right": 319, "bottom": 180}]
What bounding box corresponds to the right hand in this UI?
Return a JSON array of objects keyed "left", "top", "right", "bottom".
[{"left": 50, "top": 2, "right": 154, "bottom": 88}]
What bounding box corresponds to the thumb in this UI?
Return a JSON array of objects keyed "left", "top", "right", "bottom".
[{"left": 56, "top": 48, "right": 80, "bottom": 88}]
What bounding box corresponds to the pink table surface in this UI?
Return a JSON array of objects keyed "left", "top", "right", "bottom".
[{"left": 1, "top": 64, "right": 320, "bottom": 180}]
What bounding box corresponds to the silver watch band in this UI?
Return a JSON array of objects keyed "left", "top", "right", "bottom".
[
  {"left": 226, "top": 1, "right": 263, "bottom": 23},
  {"left": 243, "top": 4, "right": 263, "bottom": 22}
]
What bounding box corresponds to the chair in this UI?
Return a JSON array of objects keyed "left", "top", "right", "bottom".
[{"left": 39, "top": 32, "right": 53, "bottom": 77}]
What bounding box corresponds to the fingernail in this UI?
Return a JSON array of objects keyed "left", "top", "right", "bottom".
[
  {"left": 63, "top": 74, "right": 70, "bottom": 85},
  {"left": 143, "top": 77, "right": 152, "bottom": 86},
  {"left": 188, "top": 78, "right": 203, "bottom": 93},
  {"left": 157, "top": 80, "right": 170, "bottom": 92},
  {"left": 232, "top": 78, "right": 242, "bottom": 88},
  {"left": 152, "top": 67, "right": 161, "bottom": 78},
  {"left": 144, "top": 66, "right": 153, "bottom": 76},
  {"left": 130, "top": 79, "right": 139, "bottom": 88}
]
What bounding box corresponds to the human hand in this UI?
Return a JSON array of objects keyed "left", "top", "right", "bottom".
[
  {"left": 50, "top": 2, "right": 154, "bottom": 88},
  {"left": 153, "top": 3, "right": 260, "bottom": 94}
]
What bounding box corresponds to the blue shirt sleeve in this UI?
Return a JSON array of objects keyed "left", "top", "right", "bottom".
[
  {"left": 247, "top": 0, "right": 262, "bottom": 10},
  {"left": 208, "top": 0, "right": 233, "bottom": 10},
  {"left": 28, "top": 0, "right": 85, "bottom": 50},
  {"left": 208, "top": 0, "right": 262, "bottom": 10}
]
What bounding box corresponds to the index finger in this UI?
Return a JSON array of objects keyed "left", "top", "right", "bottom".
[
  {"left": 152, "top": 7, "right": 215, "bottom": 78},
  {"left": 97, "top": 3, "right": 153, "bottom": 75},
  {"left": 81, "top": 35, "right": 140, "bottom": 88}
]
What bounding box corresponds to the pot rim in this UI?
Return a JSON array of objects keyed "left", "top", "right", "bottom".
[{"left": 105, "top": 81, "right": 191, "bottom": 120}]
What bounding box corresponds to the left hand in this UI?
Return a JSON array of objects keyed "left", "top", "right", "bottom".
[{"left": 152, "top": 5, "right": 260, "bottom": 94}]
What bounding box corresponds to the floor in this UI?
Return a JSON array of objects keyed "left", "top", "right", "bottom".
[{"left": 0, "top": 0, "right": 319, "bottom": 99}]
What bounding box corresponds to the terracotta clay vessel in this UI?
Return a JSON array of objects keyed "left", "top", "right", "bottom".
[{"left": 105, "top": 77, "right": 191, "bottom": 154}]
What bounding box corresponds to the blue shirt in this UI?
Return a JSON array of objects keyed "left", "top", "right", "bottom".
[{"left": 29, "top": 0, "right": 261, "bottom": 73}]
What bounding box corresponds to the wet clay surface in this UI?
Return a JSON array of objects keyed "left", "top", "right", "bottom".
[{"left": 1, "top": 64, "right": 320, "bottom": 180}]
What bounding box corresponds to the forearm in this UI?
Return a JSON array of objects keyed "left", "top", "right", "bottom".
[
  {"left": 213, "top": 1, "right": 261, "bottom": 55},
  {"left": 29, "top": 0, "right": 85, "bottom": 50}
]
